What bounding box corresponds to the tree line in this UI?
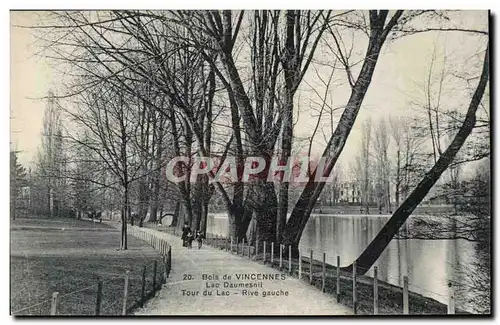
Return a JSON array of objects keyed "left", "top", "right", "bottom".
[{"left": 19, "top": 10, "right": 488, "bottom": 273}]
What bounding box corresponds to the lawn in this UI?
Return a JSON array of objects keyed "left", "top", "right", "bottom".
[{"left": 10, "top": 217, "right": 164, "bottom": 316}]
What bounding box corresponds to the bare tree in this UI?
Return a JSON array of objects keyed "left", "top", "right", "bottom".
[
  {"left": 350, "top": 42, "right": 489, "bottom": 274},
  {"left": 373, "top": 118, "right": 391, "bottom": 213},
  {"left": 35, "top": 91, "right": 65, "bottom": 217},
  {"left": 282, "top": 11, "right": 404, "bottom": 254},
  {"left": 356, "top": 118, "right": 372, "bottom": 213}
]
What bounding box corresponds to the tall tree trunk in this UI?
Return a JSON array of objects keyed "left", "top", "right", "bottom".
[
  {"left": 277, "top": 10, "right": 297, "bottom": 244},
  {"left": 149, "top": 200, "right": 158, "bottom": 223},
  {"left": 347, "top": 44, "right": 488, "bottom": 274},
  {"left": 282, "top": 11, "right": 403, "bottom": 253},
  {"left": 228, "top": 93, "right": 246, "bottom": 239},
  {"left": 395, "top": 150, "right": 401, "bottom": 207},
  {"left": 364, "top": 163, "right": 370, "bottom": 214},
  {"left": 228, "top": 203, "right": 243, "bottom": 242},
  {"left": 138, "top": 169, "right": 149, "bottom": 227},
  {"left": 121, "top": 184, "right": 129, "bottom": 250},
  {"left": 149, "top": 161, "right": 161, "bottom": 223},
  {"left": 277, "top": 87, "right": 294, "bottom": 243},
  {"left": 200, "top": 197, "right": 209, "bottom": 234},
  {"left": 192, "top": 180, "right": 203, "bottom": 231},
  {"left": 255, "top": 182, "right": 278, "bottom": 243},
  {"left": 170, "top": 201, "right": 180, "bottom": 227},
  {"left": 182, "top": 199, "right": 193, "bottom": 229},
  {"left": 233, "top": 206, "right": 254, "bottom": 243}
]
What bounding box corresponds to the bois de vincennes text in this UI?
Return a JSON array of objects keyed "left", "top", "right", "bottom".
[{"left": 180, "top": 273, "right": 290, "bottom": 298}]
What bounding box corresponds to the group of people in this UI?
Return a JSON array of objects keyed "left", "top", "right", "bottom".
[{"left": 181, "top": 222, "right": 205, "bottom": 249}]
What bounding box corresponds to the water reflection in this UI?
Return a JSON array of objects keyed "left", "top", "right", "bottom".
[{"left": 201, "top": 213, "right": 482, "bottom": 313}]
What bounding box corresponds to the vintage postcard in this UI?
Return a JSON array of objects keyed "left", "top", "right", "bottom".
[{"left": 10, "top": 9, "right": 490, "bottom": 316}]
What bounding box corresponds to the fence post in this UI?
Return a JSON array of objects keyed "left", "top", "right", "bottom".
[
  {"left": 336, "top": 256, "right": 341, "bottom": 302},
  {"left": 271, "top": 242, "right": 274, "bottom": 264},
  {"left": 95, "top": 280, "right": 103, "bottom": 316},
  {"left": 247, "top": 241, "right": 251, "bottom": 258},
  {"left": 309, "top": 250, "right": 313, "bottom": 285},
  {"left": 50, "top": 292, "right": 59, "bottom": 316},
  {"left": 153, "top": 261, "right": 158, "bottom": 290},
  {"left": 255, "top": 239, "right": 259, "bottom": 258},
  {"left": 141, "top": 265, "right": 147, "bottom": 307},
  {"left": 236, "top": 237, "right": 239, "bottom": 255},
  {"left": 263, "top": 241, "right": 267, "bottom": 263},
  {"left": 322, "top": 252, "right": 326, "bottom": 292},
  {"left": 279, "top": 244, "right": 283, "bottom": 269},
  {"left": 353, "top": 261, "right": 357, "bottom": 315},
  {"left": 163, "top": 254, "right": 168, "bottom": 283},
  {"left": 298, "top": 253, "right": 302, "bottom": 279},
  {"left": 374, "top": 266, "right": 379, "bottom": 315},
  {"left": 230, "top": 237, "right": 233, "bottom": 253},
  {"left": 288, "top": 245, "right": 292, "bottom": 274},
  {"left": 403, "top": 275, "right": 409, "bottom": 314},
  {"left": 403, "top": 275, "right": 410, "bottom": 315},
  {"left": 167, "top": 246, "right": 172, "bottom": 277},
  {"left": 225, "top": 237, "right": 228, "bottom": 251},
  {"left": 122, "top": 270, "right": 130, "bottom": 315},
  {"left": 448, "top": 282, "right": 455, "bottom": 314},
  {"left": 242, "top": 238, "right": 246, "bottom": 256},
  {"left": 159, "top": 268, "right": 165, "bottom": 288}
]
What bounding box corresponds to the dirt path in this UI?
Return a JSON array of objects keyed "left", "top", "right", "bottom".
[{"left": 131, "top": 227, "right": 352, "bottom": 316}]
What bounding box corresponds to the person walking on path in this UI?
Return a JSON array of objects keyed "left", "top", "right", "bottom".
[
  {"left": 186, "top": 230, "right": 194, "bottom": 249},
  {"left": 181, "top": 222, "right": 190, "bottom": 247},
  {"left": 196, "top": 230, "right": 204, "bottom": 249}
]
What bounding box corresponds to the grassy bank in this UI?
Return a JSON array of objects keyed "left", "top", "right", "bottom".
[{"left": 10, "top": 217, "right": 164, "bottom": 316}]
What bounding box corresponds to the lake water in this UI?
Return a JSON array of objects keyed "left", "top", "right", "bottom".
[{"left": 204, "top": 213, "right": 486, "bottom": 313}]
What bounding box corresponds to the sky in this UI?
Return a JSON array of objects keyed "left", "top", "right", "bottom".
[
  {"left": 11, "top": 11, "right": 56, "bottom": 166},
  {"left": 10, "top": 10, "right": 489, "bottom": 173}
]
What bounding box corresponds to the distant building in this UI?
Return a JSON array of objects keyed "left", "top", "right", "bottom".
[{"left": 338, "top": 182, "right": 361, "bottom": 203}]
